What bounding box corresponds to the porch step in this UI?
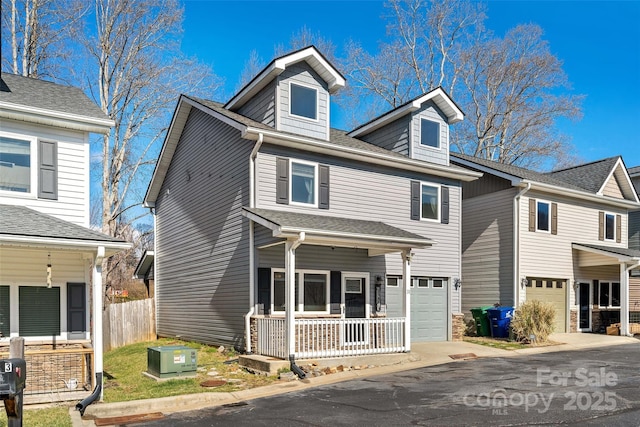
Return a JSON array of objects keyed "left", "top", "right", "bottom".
[{"left": 239, "top": 355, "right": 290, "bottom": 376}]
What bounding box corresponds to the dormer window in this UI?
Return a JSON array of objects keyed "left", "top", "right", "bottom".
[
  {"left": 290, "top": 83, "right": 317, "bottom": 120},
  {"left": 420, "top": 118, "right": 440, "bottom": 148}
]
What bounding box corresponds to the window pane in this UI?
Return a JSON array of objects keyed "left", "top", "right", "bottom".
[
  {"left": 345, "top": 278, "right": 362, "bottom": 294},
  {"left": 605, "top": 214, "right": 615, "bottom": 240},
  {"left": 273, "top": 272, "right": 285, "bottom": 312},
  {"left": 0, "top": 136, "right": 31, "bottom": 192},
  {"left": 303, "top": 273, "right": 326, "bottom": 311},
  {"left": 599, "top": 282, "right": 610, "bottom": 307},
  {"left": 417, "top": 278, "right": 429, "bottom": 288},
  {"left": 291, "top": 162, "right": 316, "bottom": 204},
  {"left": 290, "top": 84, "right": 317, "bottom": 119},
  {"left": 19, "top": 286, "right": 60, "bottom": 336},
  {"left": 537, "top": 202, "right": 550, "bottom": 231},
  {"left": 611, "top": 283, "right": 620, "bottom": 307},
  {"left": 433, "top": 279, "right": 444, "bottom": 288},
  {"left": 421, "top": 185, "right": 439, "bottom": 220},
  {"left": 420, "top": 119, "right": 439, "bottom": 148},
  {"left": 386, "top": 276, "right": 399, "bottom": 287}
]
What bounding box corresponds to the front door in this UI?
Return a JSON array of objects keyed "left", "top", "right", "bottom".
[
  {"left": 343, "top": 274, "right": 367, "bottom": 345},
  {"left": 578, "top": 282, "right": 591, "bottom": 331},
  {"left": 67, "top": 283, "right": 86, "bottom": 340}
]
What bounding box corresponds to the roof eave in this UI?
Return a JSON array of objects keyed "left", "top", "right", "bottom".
[
  {"left": 572, "top": 243, "right": 640, "bottom": 263},
  {"left": 519, "top": 180, "right": 640, "bottom": 209},
  {"left": 0, "top": 234, "right": 131, "bottom": 255},
  {"left": 0, "top": 102, "right": 114, "bottom": 134}
]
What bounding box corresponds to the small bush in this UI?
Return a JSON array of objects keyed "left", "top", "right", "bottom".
[{"left": 510, "top": 300, "right": 556, "bottom": 343}]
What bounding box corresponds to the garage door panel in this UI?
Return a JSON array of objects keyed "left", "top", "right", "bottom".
[
  {"left": 526, "top": 278, "right": 567, "bottom": 332},
  {"left": 388, "top": 280, "right": 448, "bottom": 342}
]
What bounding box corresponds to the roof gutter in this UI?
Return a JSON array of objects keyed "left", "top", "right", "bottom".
[
  {"left": 1, "top": 102, "right": 114, "bottom": 134},
  {"left": 0, "top": 235, "right": 130, "bottom": 254}
]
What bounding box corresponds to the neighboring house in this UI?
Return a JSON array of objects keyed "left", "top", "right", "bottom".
[
  {"left": 144, "top": 46, "right": 480, "bottom": 361},
  {"left": 134, "top": 250, "right": 155, "bottom": 298},
  {"left": 0, "top": 72, "right": 129, "bottom": 402},
  {"left": 451, "top": 153, "right": 640, "bottom": 336},
  {"left": 628, "top": 166, "right": 640, "bottom": 322}
]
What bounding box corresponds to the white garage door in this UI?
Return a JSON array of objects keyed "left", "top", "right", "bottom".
[
  {"left": 525, "top": 277, "right": 567, "bottom": 332},
  {"left": 387, "top": 277, "right": 448, "bottom": 342}
]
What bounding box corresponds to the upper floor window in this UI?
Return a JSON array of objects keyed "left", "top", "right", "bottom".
[
  {"left": 0, "top": 135, "right": 31, "bottom": 193},
  {"left": 276, "top": 157, "right": 329, "bottom": 209},
  {"left": 605, "top": 213, "right": 615, "bottom": 241},
  {"left": 290, "top": 83, "right": 317, "bottom": 120},
  {"left": 290, "top": 160, "right": 317, "bottom": 206},
  {"left": 411, "top": 180, "right": 449, "bottom": 224},
  {"left": 420, "top": 119, "right": 440, "bottom": 148},
  {"left": 599, "top": 211, "right": 620, "bottom": 243},
  {"left": 528, "top": 199, "right": 557, "bottom": 235},
  {"left": 421, "top": 183, "right": 440, "bottom": 221},
  {"left": 537, "top": 201, "right": 550, "bottom": 232}
]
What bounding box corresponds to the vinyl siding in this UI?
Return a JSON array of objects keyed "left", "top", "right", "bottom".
[
  {"left": 630, "top": 210, "right": 640, "bottom": 250},
  {"left": 631, "top": 276, "right": 640, "bottom": 313},
  {"left": 359, "top": 115, "right": 411, "bottom": 155},
  {"left": 0, "top": 247, "right": 90, "bottom": 339},
  {"left": 0, "top": 118, "right": 90, "bottom": 227},
  {"left": 602, "top": 175, "right": 624, "bottom": 199},
  {"left": 461, "top": 172, "right": 512, "bottom": 200},
  {"left": 277, "top": 63, "right": 329, "bottom": 140},
  {"left": 255, "top": 145, "right": 463, "bottom": 313},
  {"left": 460, "top": 188, "right": 515, "bottom": 314},
  {"left": 410, "top": 101, "right": 449, "bottom": 166},
  {"left": 237, "top": 80, "right": 276, "bottom": 127},
  {"left": 154, "top": 108, "right": 252, "bottom": 349}
]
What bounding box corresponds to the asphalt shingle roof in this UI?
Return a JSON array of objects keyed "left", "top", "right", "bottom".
[
  {"left": 244, "top": 207, "right": 432, "bottom": 244},
  {"left": 0, "top": 204, "right": 125, "bottom": 243},
  {"left": 573, "top": 243, "right": 640, "bottom": 259},
  {"left": 628, "top": 165, "right": 640, "bottom": 176},
  {"left": 547, "top": 157, "right": 621, "bottom": 194},
  {"left": 0, "top": 72, "right": 109, "bottom": 121}
]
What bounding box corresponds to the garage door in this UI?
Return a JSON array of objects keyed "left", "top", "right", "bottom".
[
  {"left": 525, "top": 278, "right": 567, "bottom": 332},
  {"left": 386, "top": 277, "right": 448, "bottom": 342}
]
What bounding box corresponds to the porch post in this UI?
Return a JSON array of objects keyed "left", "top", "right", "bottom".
[
  {"left": 285, "top": 241, "right": 296, "bottom": 357},
  {"left": 93, "top": 246, "right": 105, "bottom": 399},
  {"left": 402, "top": 250, "right": 412, "bottom": 352},
  {"left": 620, "top": 262, "right": 630, "bottom": 336}
]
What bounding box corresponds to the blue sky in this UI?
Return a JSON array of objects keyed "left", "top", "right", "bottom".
[{"left": 181, "top": 0, "right": 640, "bottom": 168}]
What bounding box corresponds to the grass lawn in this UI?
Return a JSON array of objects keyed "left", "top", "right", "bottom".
[
  {"left": 0, "top": 404, "right": 71, "bottom": 427},
  {"left": 463, "top": 336, "right": 532, "bottom": 350}
]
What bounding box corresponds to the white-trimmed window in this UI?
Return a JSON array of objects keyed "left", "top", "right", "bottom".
[
  {"left": 386, "top": 276, "right": 402, "bottom": 287},
  {"left": 290, "top": 82, "right": 318, "bottom": 120},
  {"left": 536, "top": 200, "right": 551, "bottom": 232},
  {"left": 594, "top": 281, "right": 620, "bottom": 308},
  {"left": 272, "top": 269, "right": 329, "bottom": 314},
  {"left": 421, "top": 183, "right": 440, "bottom": 221},
  {"left": 0, "top": 132, "right": 36, "bottom": 195},
  {"left": 290, "top": 160, "right": 318, "bottom": 206},
  {"left": 420, "top": 118, "right": 440, "bottom": 148},
  {"left": 604, "top": 213, "right": 616, "bottom": 241},
  {"left": 412, "top": 277, "right": 448, "bottom": 288}
]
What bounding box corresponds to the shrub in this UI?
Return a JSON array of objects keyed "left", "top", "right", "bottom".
[{"left": 510, "top": 300, "right": 556, "bottom": 343}]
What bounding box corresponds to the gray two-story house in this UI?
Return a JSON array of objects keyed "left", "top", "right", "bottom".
[{"left": 144, "top": 46, "right": 480, "bottom": 360}]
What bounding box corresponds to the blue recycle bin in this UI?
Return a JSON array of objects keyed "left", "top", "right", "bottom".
[{"left": 487, "top": 307, "right": 514, "bottom": 338}]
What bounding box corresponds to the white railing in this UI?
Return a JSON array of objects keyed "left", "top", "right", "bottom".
[{"left": 256, "top": 317, "right": 407, "bottom": 359}]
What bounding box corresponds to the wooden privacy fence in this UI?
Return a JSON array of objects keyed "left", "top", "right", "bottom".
[{"left": 103, "top": 298, "right": 156, "bottom": 351}]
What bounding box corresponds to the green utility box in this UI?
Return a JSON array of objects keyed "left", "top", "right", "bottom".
[
  {"left": 470, "top": 306, "right": 493, "bottom": 337},
  {"left": 147, "top": 346, "right": 197, "bottom": 378}
]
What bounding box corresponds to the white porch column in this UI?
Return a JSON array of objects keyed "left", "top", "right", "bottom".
[
  {"left": 402, "top": 250, "right": 412, "bottom": 352},
  {"left": 285, "top": 233, "right": 305, "bottom": 359},
  {"left": 620, "top": 262, "right": 630, "bottom": 336},
  {"left": 93, "top": 246, "right": 105, "bottom": 399}
]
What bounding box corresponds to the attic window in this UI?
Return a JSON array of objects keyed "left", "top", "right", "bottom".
[
  {"left": 420, "top": 119, "right": 440, "bottom": 148},
  {"left": 290, "top": 83, "right": 317, "bottom": 120}
]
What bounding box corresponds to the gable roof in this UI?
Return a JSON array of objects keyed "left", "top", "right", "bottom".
[
  {"left": 134, "top": 250, "right": 154, "bottom": 279},
  {"left": 347, "top": 87, "right": 464, "bottom": 138},
  {"left": 451, "top": 152, "right": 640, "bottom": 208},
  {"left": 0, "top": 72, "right": 114, "bottom": 133},
  {"left": 225, "top": 45, "right": 346, "bottom": 111},
  {"left": 0, "top": 204, "right": 130, "bottom": 252}
]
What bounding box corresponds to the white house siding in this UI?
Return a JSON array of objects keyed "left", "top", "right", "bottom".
[
  {"left": 0, "top": 246, "right": 90, "bottom": 340},
  {"left": 0, "top": 118, "right": 90, "bottom": 227},
  {"left": 359, "top": 116, "right": 411, "bottom": 155},
  {"left": 460, "top": 188, "right": 515, "bottom": 315},
  {"left": 630, "top": 211, "right": 640, "bottom": 250},
  {"left": 277, "top": 63, "right": 329, "bottom": 140},
  {"left": 410, "top": 101, "right": 449, "bottom": 166},
  {"left": 154, "top": 108, "right": 253, "bottom": 349},
  {"left": 255, "top": 146, "right": 463, "bottom": 315},
  {"left": 237, "top": 80, "right": 276, "bottom": 127}
]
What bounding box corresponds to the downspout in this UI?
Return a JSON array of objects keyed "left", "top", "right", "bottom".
[
  {"left": 245, "top": 133, "right": 264, "bottom": 354},
  {"left": 76, "top": 246, "right": 105, "bottom": 415},
  {"left": 513, "top": 183, "right": 531, "bottom": 308},
  {"left": 288, "top": 232, "right": 306, "bottom": 379}
]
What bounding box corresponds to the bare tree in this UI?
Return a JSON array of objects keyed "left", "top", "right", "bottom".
[{"left": 236, "top": 49, "right": 265, "bottom": 92}]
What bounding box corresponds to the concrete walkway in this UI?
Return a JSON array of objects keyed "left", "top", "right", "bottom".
[{"left": 69, "top": 333, "right": 638, "bottom": 427}]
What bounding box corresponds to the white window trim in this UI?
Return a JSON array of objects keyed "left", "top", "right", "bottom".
[
  {"left": 595, "top": 281, "right": 621, "bottom": 309},
  {"left": 0, "top": 130, "right": 38, "bottom": 199},
  {"left": 412, "top": 277, "right": 448, "bottom": 289},
  {"left": 536, "top": 200, "right": 551, "bottom": 233},
  {"left": 289, "top": 159, "right": 319, "bottom": 207},
  {"left": 271, "top": 268, "right": 330, "bottom": 314},
  {"left": 386, "top": 275, "right": 402, "bottom": 287},
  {"left": 604, "top": 212, "right": 617, "bottom": 242},
  {"left": 288, "top": 81, "right": 319, "bottom": 122},
  {"left": 418, "top": 118, "right": 441, "bottom": 150},
  {"left": 420, "top": 182, "right": 441, "bottom": 222},
  {"left": 341, "top": 272, "right": 370, "bottom": 319}
]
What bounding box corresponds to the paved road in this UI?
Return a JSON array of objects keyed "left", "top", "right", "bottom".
[{"left": 139, "top": 343, "right": 640, "bottom": 426}]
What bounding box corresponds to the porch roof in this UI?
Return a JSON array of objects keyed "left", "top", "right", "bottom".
[
  {"left": 573, "top": 243, "right": 640, "bottom": 266},
  {"left": 243, "top": 207, "right": 434, "bottom": 255}
]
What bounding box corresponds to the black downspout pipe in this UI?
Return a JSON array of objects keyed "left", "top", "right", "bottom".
[
  {"left": 76, "top": 372, "right": 103, "bottom": 416},
  {"left": 289, "top": 355, "right": 306, "bottom": 379}
]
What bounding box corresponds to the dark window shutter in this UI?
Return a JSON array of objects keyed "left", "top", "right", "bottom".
[
  {"left": 276, "top": 157, "right": 289, "bottom": 204},
  {"left": 319, "top": 164, "right": 330, "bottom": 209},
  {"left": 441, "top": 186, "right": 450, "bottom": 224},
  {"left": 598, "top": 211, "right": 604, "bottom": 241},
  {"left": 38, "top": 140, "right": 57, "bottom": 200},
  {"left": 257, "top": 268, "right": 271, "bottom": 315},
  {"left": 551, "top": 203, "right": 558, "bottom": 235},
  {"left": 410, "top": 181, "right": 420, "bottom": 220},
  {"left": 528, "top": 199, "right": 536, "bottom": 232},
  {"left": 0, "top": 286, "right": 9, "bottom": 338},
  {"left": 330, "top": 271, "right": 341, "bottom": 314},
  {"left": 19, "top": 286, "right": 60, "bottom": 336},
  {"left": 616, "top": 214, "right": 622, "bottom": 243}
]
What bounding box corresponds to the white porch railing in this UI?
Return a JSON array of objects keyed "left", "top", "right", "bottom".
[{"left": 255, "top": 317, "right": 407, "bottom": 359}]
